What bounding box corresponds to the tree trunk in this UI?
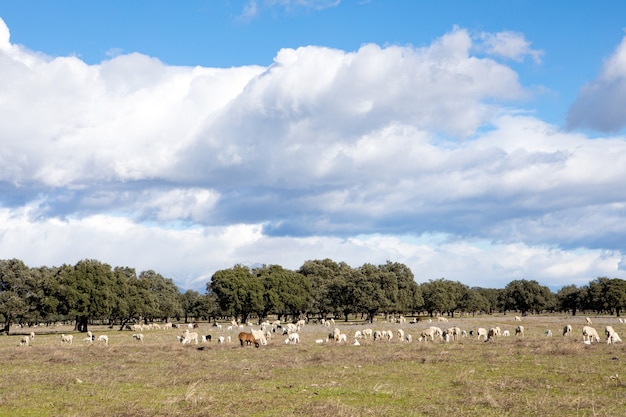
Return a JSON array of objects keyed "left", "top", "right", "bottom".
[
  {"left": 76, "top": 316, "right": 89, "bottom": 333},
  {"left": 2, "top": 321, "right": 9, "bottom": 335}
]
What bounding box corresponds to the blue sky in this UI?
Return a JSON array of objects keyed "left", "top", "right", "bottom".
[{"left": 1, "top": 1, "right": 626, "bottom": 291}]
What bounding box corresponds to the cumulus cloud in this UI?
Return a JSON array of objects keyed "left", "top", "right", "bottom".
[
  {"left": 2, "top": 16, "right": 626, "bottom": 290},
  {"left": 478, "top": 30, "right": 544, "bottom": 63},
  {"left": 567, "top": 34, "right": 626, "bottom": 132}
]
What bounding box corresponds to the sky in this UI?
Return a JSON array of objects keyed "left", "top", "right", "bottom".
[{"left": 1, "top": 1, "right": 626, "bottom": 292}]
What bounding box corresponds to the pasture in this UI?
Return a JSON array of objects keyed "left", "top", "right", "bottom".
[{"left": 1, "top": 315, "right": 625, "bottom": 417}]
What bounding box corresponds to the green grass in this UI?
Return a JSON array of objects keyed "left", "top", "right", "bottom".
[{"left": 1, "top": 316, "right": 625, "bottom": 416}]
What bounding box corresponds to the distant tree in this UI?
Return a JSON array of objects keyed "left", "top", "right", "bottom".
[
  {"left": 139, "top": 270, "right": 182, "bottom": 322},
  {"left": 109, "top": 266, "right": 157, "bottom": 330},
  {"left": 588, "top": 277, "right": 626, "bottom": 316},
  {"left": 473, "top": 287, "right": 501, "bottom": 313},
  {"left": 379, "top": 261, "right": 422, "bottom": 313},
  {"left": 209, "top": 265, "right": 263, "bottom": 324},
  {"left": 458, "top": 287, "right": 490, "bottom": 315},
  {"left": 254, "top": 265, "right": 312, "bottom": 321},
  {"left": 501, "top": 279, "right": 554, "bottom": 315},
  {"left": 53, "top": 259, "right": 116, "bottom": 333},
  {"left": 299, "top": 259, "right": 350, "bottom": 320},
  {"left": 0, "top": 259, "right": 36, "bottom": 334},
  {"left": 181, "top": 290, "right": 202, "bottom": 323},
  {"left": 421, "top": 278, "right": 466, "bottom": 317},
  {"left": 557, "top": 284, "right": 585, "bottom": 315}
]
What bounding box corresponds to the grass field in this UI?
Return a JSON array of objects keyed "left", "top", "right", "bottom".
[{"left": 1, "top": 315, "right": 625, "bottom": 417}]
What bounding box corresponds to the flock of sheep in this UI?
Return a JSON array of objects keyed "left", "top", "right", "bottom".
[{"left": 12, "top": 315, "right": 625, "bottom": 349}]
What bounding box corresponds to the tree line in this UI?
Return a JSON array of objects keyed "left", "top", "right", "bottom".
[{"left": 2, "top": 257, "right": 626, "bottom": 334}]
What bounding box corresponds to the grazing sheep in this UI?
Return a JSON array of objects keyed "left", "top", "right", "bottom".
[
  {"left": 419, "top": 327, "right": 443, "bottom": 342},
  {"left": 238, "top": 332, "right": 259, "bottom": 348},
  {"left": 582, "top": 325, "right": 600, "bottom": 343},
  {"left": 354, "top": 330, "right": 363, "bottom": 339},
  {"left": 251, "top": 329, "right": 268, "bottom": 346},
  {"left": 285, "top": 333, "right": 300, "bottom": 345},
  {"left": 373, "top": 330, "right": 383, "bottom": 341},
  {"left": 437, "top": 316, "right": 448, "bottom": 323},
  {"left": 180, "top": 329, "right": 199, "bottom": 345},
  {"left": 83, "top": 336, "right": 93, "bottom": 343},
  {"left": 217, "top": 336, "right": 225, "bottom": 343},
  {"left": 605, "top": 326, "right": 615, "bottom": 339},
  {"left": 315, "top": 339, "right": 325, "bottom": 344},
  {"left": 545, "top": 330, "right": 553, "bottom": 337},
  {"left": 97, "top": 335, "right": 109, "bottom": 346},
  {"left": 201, "top": 334, "right": 212, "bottom": 343},
  {"left": 18, "top": 336, "right": 30, "bottom": 346},
  {"left": 405, "top": 334, "right": 413, "bottom": 343},
  {"left": 446, "top": 327, "right": 461, "bottom": 341},
  {"left": 502, "top": 330, "right": 510, "bottom": 337},
  {"left": 29, "top": 331, "right": 35, "bottom": 340},
  {"left": 585, "top": 317, "right": 593, "bottom": 325},
  {"left": 132, "top": 333, "right": 144, "bottom": 342},
  {"left": 61, "top": 334, "right": 73, "bottom": 345},
  {"left": 476, "top": 328, "right": 488, "bottom": 341},
  {"left": 353, "top": 339, "right": 360, "bottom": 346},
  {"left": 332, "top": 327, "right": 341, "bottom": 342},
  {"left": 514, "top": 316, "right": 522, "bottom": 321},
  {"left": 515, "top": 326, "right": 524, "bottom": 337},
  {"left": 607, "top": 331, "right": 622, "bottom": 344},
  {"left": 418, "top": 328, "right": 434, "bottom": 342},
  {"left": 487, "top": 328, "right": 499, "bottom": 341},
  {"left": 563, "top": 325, "right": 573, "bottom": 336},
  {"left": 338, "top": 333, "right": 348, "bottom": 343},
  {"left": 362, "top": 328, "right": 373, "bottom": 339},
  {"left": 397, "top": 329, "right": 405, "bottom": 341}
]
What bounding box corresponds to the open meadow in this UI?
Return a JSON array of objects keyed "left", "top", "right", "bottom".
[{"left": 1, "top": 315, "right": 625, "bottom": 417}]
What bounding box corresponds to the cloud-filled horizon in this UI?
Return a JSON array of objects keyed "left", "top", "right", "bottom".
[{"left": 1, "top": 4, "right": 626, "bottom": 292}]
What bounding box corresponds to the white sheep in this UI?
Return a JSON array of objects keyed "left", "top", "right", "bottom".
[
  {"left": 338, "top": 333, "right": 348, "bottom": 343},
  {"left": 181, "top": 330, "right": 198, "bottom": 345},
  {"left": 487, "top": 328, "right": 499, "bottom": 341},
  {"left": 514, "top": 316, "right": 522, "bottom": 321},
  {"left": 585, "top": 317, "right": 593, "bottom": 325},
  {"left": 582, "top": 325, "right": 600, "bottom": 343},
  {"left": 29, "top": 331, "right": 35, "bottom": 340},
  {"left": 605, "top": 326, "right": 615, "bottom": 339},
  {"left": 397, "top": 329, "right": 405, "bottom": 341},
  {"left": 285, "top": 333, "right": 300, "bottom": 345},
  {"left": 502, "top": 330, "right": 510, "bottom": 337},
  {"left": 353, "top": 339, "right": 360, "bottom": 346},
  {"left": 563, "top": 324, "right": 573, "bottom": 336},
  {"left": 18, "top": 336, "right": 30, "bottom": 346},
  {"left": 405, "top": 334, "right": 413, "bottom": 343},
  {"left": 545, "top": 330, "right": 552, "bottom": 337},
  {"left": 437, "top": 316, "right": 448, "bottom": 323},
  {"left": 354, "top": 330, "right": 363, "bottom": 339},
  {"left": 217, "top": 336, "right": 225, "bottom": 343},
  {"left": 515, "top": 326, "right": 524, "bottom": 337},
  {"left": 607, "top": 331, "right": 622, "bottom": 344},
  {"left": 315, "top": 339, "right": 325, "bottom": 344},
  {"left": 61, "top": 334, "right": 73, "bottom": 344},
  {"left": 332, "top": 327, "right": 341, "bottom": 342},
  {"left": 251, "top": 329, "right": 267, "bottom": 346},
  {"left": 83, "top": 336, "right": 93, "bottom": 343},
  {"left": 476, "top": 327, "right": 488, "bottom": 341},
  {"left": 132, "top": 333, "right": 144, "bottom": 342},
  {"left": 362, "top": 328, "right": 373, "bottom": 339},
  {"left": 97, "top": 335, "right": 109, "bottom": 346}
]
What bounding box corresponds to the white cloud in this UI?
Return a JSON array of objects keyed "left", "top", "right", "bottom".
[
  {"left": 2, "top": 16, "right": 626, "bottom": 291},
  {"left": 567, "top": 34, "right": 626, "bottom": 132},
  {"left": 478, "top": 31, "right": 543, "bottom": 63}
]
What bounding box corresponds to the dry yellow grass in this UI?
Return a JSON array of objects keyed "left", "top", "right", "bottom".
[{"left": 1, "top": 315, "right": 625, "bottom": 417}]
